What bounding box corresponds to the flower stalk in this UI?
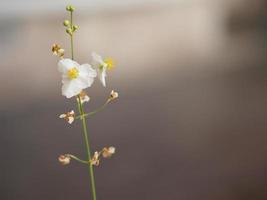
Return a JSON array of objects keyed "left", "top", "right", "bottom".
[
  {"left": 77, "top": 97, "right": 97, "bottom": 200},
  {"left": 54, "top": 5, "right": 118, "bottom": 200},
  {"left": 68, "top": 7, "right": 97, "bottom": 200}
]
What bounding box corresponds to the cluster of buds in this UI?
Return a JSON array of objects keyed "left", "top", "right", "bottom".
[
  {"left": 64, "top": 5, "right": 78, "bottom": 36},
  {"left": 52, "top": 44, "right": 64, "bottom": 58},
  {"left": 58, "top": 147, "right": 115, "bottom": 166},
  {"left": 90, "top": 146, "right": 116, "bottom": 166}
]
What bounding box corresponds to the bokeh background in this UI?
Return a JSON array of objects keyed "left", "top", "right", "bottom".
[{"left": 1, "top": 0, "right": 267, "bottom": 199}]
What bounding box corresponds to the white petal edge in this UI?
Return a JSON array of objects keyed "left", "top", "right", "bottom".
[
  {"left": 92, "top": 52, "right": 105, "bottom": 65},
  {"left": 58, "top": 59, "right": 80, "bottom": 74},
  {"left": 78, "top": 64, "right": 97, "bottom": 78}
]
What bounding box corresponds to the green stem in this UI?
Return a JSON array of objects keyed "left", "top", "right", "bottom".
[
  {"left": 69, "top": 10, "right": 97, "bottom": 200},
  {"left": 75, "top": 100, "right": 110, "bottom": 120},
  {"left": 70, "top": 11, "right": 74, "bottom": 60},
  {"left": 68, "top": 154, "right": 89, "bottom": 164},
  {"left": 78, "top": 97, "right": 97, "bottom": 200}
]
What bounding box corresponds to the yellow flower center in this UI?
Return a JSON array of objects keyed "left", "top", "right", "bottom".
[
  {"left": 104, "top": 58, "right": 114, "bottom": 70},
  {"left": 67, "top": 67, "right": 79, "bottom": 80}
]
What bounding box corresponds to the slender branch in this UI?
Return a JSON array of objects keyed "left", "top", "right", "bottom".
[
  {"left": 78, "top": 97, "right": 97, "bottom": 200},
  {"left": 75, "top": 100, "right": 110, "bottom": 120},
  {"left": 68, "top": 154, "right": 89, "bottom": 164},
  {"left": 70, "top": 11, "right": 74, "bottom": 60}
]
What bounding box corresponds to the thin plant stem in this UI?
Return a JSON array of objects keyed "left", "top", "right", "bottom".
[
  {"left": 70, "top": 11, "right": 74, "bottom": 60},
  {"left": 69, "top": 10, "right": 97, "bottom": 200},
  {"left": 68, "top": 154, "right": 89, "bottom": 164},
  {"left": 75, "top": 100, "right": 110, "bottom": 120},
  {"left": 78, "top": 97, "right": 97, "bottom": 200}
]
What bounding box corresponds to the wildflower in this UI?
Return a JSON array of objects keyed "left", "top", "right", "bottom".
[
  {"left": 52, "top": 44, "right": 64, "bottom": 58},
  {"left": 92, "top": 52, "right": 114, "bottom": 87},
  {"left": 109, "top": 90, "right": 119, "bottom": 100},
  {"left": 78, "top": 90, "right": 90, "bottom": 104},
  {"left": 90, "top": 151, "right": 100, "bottom": 166},
  {"left": 58, "top": 59, "right": 97, "bottom": 98},
  {"left": 102, "top": 146, "right": 116, "bottom": 158},
  {"left": 58, "top": 154, "right": 71, "bottom": 165},
  {"left": 59, "top": 110, "right": 75, "bottom": 124}
]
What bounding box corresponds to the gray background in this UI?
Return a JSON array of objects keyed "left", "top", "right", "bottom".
[{"left": 1, "top": 0, "right": 267, "bottom": 199}]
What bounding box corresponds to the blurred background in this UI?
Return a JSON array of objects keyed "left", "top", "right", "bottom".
[{"left": 1, "top": 0, "right": 267, "bottom": 199}]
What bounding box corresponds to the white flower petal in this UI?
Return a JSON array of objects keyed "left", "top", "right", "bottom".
[
  {"left": 75, "top": 77, "right": 88, "bottom": 89},
  {"left": 58, "top": 59, "right": 80, "bottom": 74},
  {"left": 59, "top": 114, "right": 66, "bottom": 118},
  {"left": 92, "top": 52, "right": 105, "bottom": 65},
  {"left": 68, "top": 117, "right": 74, "bottom": 124},
  {"left": 70, "top": 110, "right": 74, "bottom": 114},
  {"left": 62, "top": 80, "right": 83, "bottom": 98},
  {"left": 99, "top": 67, "right": 107, "bottom": 87},
  {"left": 78, "top": 64, "right": 97, "bottom": 78}
]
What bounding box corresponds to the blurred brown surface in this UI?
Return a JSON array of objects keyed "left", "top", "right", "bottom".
[{"left": 1, "top": 1, "right": 267, "bottom": 200}]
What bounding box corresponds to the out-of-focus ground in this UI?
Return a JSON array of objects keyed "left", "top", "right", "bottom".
[{"left": 1, "top": 0, "right": 267, "bottom": 200}]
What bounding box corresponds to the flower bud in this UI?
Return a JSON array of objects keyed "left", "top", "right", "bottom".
[
  {"left": 66, "top": 5, "right": 75, "bottom": 12},
  {"left": 90, "top": 152, "right": 100, "bottom": 166},
  {"left": 78, "top": 90, "right": 90, "bottom": 104},
  {"left": 52, "top": 44, "right": 64, "bottom": 58},
  {"left": 102, "top": 146, "right": 115, "bottom": 158},
  {"left": 59, "top": 110, "right": 75, "bottom": 124},
  {"left": 66, "top": 28, "right": 73, "bottom": 35},
  {"left": 73, "top": 25, "right": 79, "bottom": 31},
  {"left": 58, "top": 155, "right": 71, "bottom": 165},
  {"left": 109, "top": 90, "right": 119, "bottom": 100},
  {"left": 63, "top": 20, "right": 70, "bottom": 27}
]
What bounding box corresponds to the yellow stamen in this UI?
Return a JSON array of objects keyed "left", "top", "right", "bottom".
[
  {"left": 104, "top": 58, "right": 114, "bottom": 70},
  {"left": 67, "top": 67, "right": 79, "bottom": 80}
]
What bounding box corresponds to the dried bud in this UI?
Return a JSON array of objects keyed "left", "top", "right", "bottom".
[
  {"left": 102, "top": 146, "right": 116, "bottom": 158},
  {"left": 59, "top": 110, "right": 75, "bottom": 124},
  {"left": 58, "top": 155, "right": 71, "bottom": 165},
  {"left": 109, "top": 90, "right": 118, "bottom": 100},
  {"left": 90, "top": 152, "right": 100, "bottom": 166},
  {"left": 52, "top": 44, "right": 64, "bottom": 58},
  {"left": 78, "top": 90, "right": 90, "bottom": 104}
]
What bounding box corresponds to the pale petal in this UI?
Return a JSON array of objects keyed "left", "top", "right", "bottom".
[
  {"left": 109, "top": 147, "right": 115, "bottom": 154},
  {"left": 99, "top": 67, "right": 107, "bottom": 87},
  {"left": 58, "top": 59, "right": 80, "bottom": 74},
  {"left": 62, "top": 80, "right": 83, "bottom": 98},
  {"left": 92, "top": 52, "right": 105, "bottom": 65},
  {"left": 78, "top": 64, "right": 97, "bottom": 78},
  {"left": 68, "top": 117, "right": 74, "bottom": 124},
  {"left": 70, "top": 110, "right": 75, "bottom": 114},
  {"left": 76, "top": 75, "right": 94, "bottom": 89},
  {"left": 59, "top": 114, "right": 66, "bottom": 118}
]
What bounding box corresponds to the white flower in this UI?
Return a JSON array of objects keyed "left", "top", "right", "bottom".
[
  {"left": 59, "top": 110, "right": 75, "bottom": 124},
  {"left": 58, "top": 59, "right": 97, "bottom": 98},
  {"left": 92, "top": 52, "right": 114, "bottom": 87}
]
